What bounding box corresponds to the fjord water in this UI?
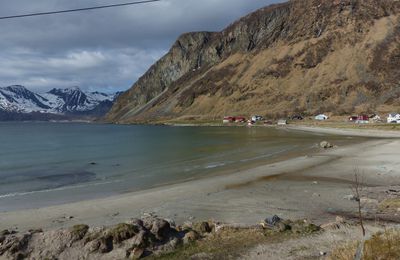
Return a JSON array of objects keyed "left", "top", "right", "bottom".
[{"left": 0, "top": 122, "right": 361, "bottom": 211}]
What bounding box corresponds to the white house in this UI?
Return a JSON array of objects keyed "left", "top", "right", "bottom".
[
  {"left": 387, "top": 113, "right": 400, "bottom": 123},
  {"left": 315, "top": 114, "right": 329, "bottom": 121},
  {"left": 277, "top": 119, "right": 287, "bottom": 125},
  {"left": 371, "top": 115, "right": 381, "bottom": 122},
  {"left": 251, "top": 115, "right": 263, "bottom": 122}
]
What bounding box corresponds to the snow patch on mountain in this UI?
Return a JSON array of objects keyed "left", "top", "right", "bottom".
[{"left": 0, "top": 85, "right": 119, "bottom": 115}]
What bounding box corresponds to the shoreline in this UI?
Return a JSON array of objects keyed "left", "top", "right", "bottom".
[
  {"left": 1, "top": 126, "right": 400, "bottom": 233},
  {"left": 286, "top": 125, "right": 400, "bottom": 138}
]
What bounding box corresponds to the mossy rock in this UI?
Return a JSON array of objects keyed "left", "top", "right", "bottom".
[
  {"left": 183, "top": 230, "right": 200, "bottom": 244},
  {"left": 108, "top": 223, "right": 139, "bottom": 244},
  {"left": 275, "top": 222, "right": 292, "bottom": 232},
  {"left": 0, "top": 230, "right": 11, "bottom": 236},
  {"left": 69, "top": 224, "right": 89, "bottom": 240},
  {"left": 289, "top": 220, "right": 320, "bottom": 234},
  {"left": 84, "top": 230, "right": 103, "bottom": 244},
  {"left": 193, "top": 222, "right": 212, "bottom": 234}
]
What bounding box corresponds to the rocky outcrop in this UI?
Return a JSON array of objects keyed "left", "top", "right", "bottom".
[
  {"left": 1, "top": 213, "right": 335, "bottom": 260},
  {"left": 107, "top": 0, "right": 400, "bottom": 123},
  {"left": 0, "top": 216, "right": 214, "bottom": 260}
]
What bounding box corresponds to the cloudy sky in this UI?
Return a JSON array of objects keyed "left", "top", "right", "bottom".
[{"left": 0, "top": 0, "right": 282, "bottom": 93}]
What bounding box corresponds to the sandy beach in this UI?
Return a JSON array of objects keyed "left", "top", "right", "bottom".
[{"left": 1, "top": 126, "right": 400, "bottom": 233}]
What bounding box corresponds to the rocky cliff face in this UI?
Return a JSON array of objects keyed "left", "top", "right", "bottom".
[{"left": 107, "top": 0, "right": 400, "bottom": 123}]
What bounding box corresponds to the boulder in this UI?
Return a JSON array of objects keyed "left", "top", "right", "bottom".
[
  {"left": 98, "top": 235, "right": 113, "bottom": 253},
  {"left": 193, "top": 222, "right": 212, "bottom": 234},
  {"left": 264, "top": 215, "right": 282, "bottom": 226},
  {"left": 183, "top": 231, "right": 200, "bottom": 244},
  {"left": 87, "top": 240, "right": 102, "bottom": 253},
  {"left": 0, "top": 233, "right": 31, "bottom": 256},
  {"left": 130, "top": 247, "right": 144, "bottom": 259},
  {"left": 320, "top": 141, "right": 333, "bottom": 149},
  {"left": 131, "top": 230, "right": 150, "bottom": 248},
  {"left": 275, "top": 222, "right": 291, "bottom": 232},
  {"left": 150, "top": 218, "right": 172, "bottom": 241},
  {"left": 108, "top": 223, "right": 138, "bottom": 244},
  {"left": 336, "top": 216, "right": 345, "bottom": 223},
  {"left": 0, "top": 230, "right": 11, "bottom": 236},
  {"left": 0, "top": 230, "right": 11, "bottom": 244},
  {"left": 128, "top": 218, "right": 144, "bottom": 229},
  {"left": 159, "top": 237, "right": 181, "bottom": 252},
  {"left": 142, "top": 216, "right": 156, "bottom": 230},
  {"left": 165, "top": 218, "right": 176, "bottom": 228}
]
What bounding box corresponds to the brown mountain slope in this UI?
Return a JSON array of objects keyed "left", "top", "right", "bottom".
[{"left": 107, "top": 0, "right": 400, "bottom": 123}]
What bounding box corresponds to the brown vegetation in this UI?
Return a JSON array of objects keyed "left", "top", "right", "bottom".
[{"left": 330, "top": 229, "right": 400, "bottom": 260}]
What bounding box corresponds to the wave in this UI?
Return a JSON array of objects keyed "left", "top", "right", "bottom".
[
  {"left": 0, "top": 179, "right": 122, "bottom": 199},
  {"left": 201, "top": 147, "right": 295, "bottom": 170},
  {"left": 205, "top": 162, "right": 228, "bottom": 169},
  {"left": 239, "top": 147, "right": 295, "bottom": 163}
]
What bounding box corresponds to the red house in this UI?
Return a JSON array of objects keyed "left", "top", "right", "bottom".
[
  {"left": 356, "top": 115, "right": 369, "bottom": 124},
  {"left": 357, "top": 115, "right": 369, "bottom": 121},
  {"left": 223, "top": 116, "right": 247, "bottom": 123},
  {"left": 223, "top": 116, "right": 235, "bottom": 123},
  {"left": 348, "top": 116, "right": 358, "bottom": 121},
  {"left": 234, "top": 116, "right": 246, "bottom": 123}
]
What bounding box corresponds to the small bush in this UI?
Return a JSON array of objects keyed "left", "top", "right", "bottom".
[
  {"left": 330, "top": 241, "right": 359, "bottom": 260},
  {"left": 330, "top": 229, "right": 400, "bottom": 260},
  {"left": 364, "top": 229, "right": 400, "bottom": 259},
  {"left": 379, "top": 198, "right": 400, "bottom": 212}
]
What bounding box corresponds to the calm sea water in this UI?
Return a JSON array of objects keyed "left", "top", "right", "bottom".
[{"left": 0, "top": 122, "right": 363, "bottom": 211}]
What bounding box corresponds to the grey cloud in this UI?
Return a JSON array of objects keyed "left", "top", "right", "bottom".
[{"left": 0, "top": 0, "right": 284, "bottom": 93}]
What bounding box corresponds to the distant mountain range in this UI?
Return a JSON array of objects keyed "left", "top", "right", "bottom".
[{"left": 0, "top": 85, "right": 121, "bottom": 121}]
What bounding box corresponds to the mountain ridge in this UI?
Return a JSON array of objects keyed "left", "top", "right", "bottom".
[
  {"left": 0, "top": 85, "right": 120, "bottom": 120},
  {"left": 107, "top": 0, "right": 400, "bottom": 123}
]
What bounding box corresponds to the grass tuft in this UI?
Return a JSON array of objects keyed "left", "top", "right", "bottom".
[{"left": 330, "top": 229, "right": 400, "bottom": 260}]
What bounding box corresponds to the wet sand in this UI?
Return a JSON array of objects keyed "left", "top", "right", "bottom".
[
  {"left": 1, "top": 127, "right": 400, "bottom": 232},
  {"left": 287, "top": 124, "right": 400, "bottom": 138}
]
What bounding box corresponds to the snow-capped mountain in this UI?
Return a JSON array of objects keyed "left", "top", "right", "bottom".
[
  {"left": 0, "top": 85, "right": 120, "bottom": 119},
  {"left": 0, "top": 85, "right": 51, "bottom": 113},
  {"left": 42, "top": 87, "right": 119, "bottom": 114}
]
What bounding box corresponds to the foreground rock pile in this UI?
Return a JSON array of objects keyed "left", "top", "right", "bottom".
[{"left": 0, "top": 215, "right": 213, "bottom": 260}]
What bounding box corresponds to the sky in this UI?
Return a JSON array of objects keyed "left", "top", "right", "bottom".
[{"left": 0, "top": 0, "right": 282, "bottom": 93}]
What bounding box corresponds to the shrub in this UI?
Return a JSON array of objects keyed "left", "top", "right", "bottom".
[{"left": 329, "top": 229, "right": 400, "bottom": 260}]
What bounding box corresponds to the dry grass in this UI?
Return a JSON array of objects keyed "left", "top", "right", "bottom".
[
  {"left": 379, "top": 198, "right": 400, "bottom": 211},
  {"left": 148, "top": 227, "right": 301, "bottom": 260},
  {"left": 329, "top": 241, "right": 359, "bottom": 260},
  {"left": 330, "top": 229, "right": 400, "bottom": 260}
]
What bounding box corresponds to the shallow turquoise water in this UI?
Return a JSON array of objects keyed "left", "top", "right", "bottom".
[{"left": 0, "top": 122, "right": 362, "bottom": 211}]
